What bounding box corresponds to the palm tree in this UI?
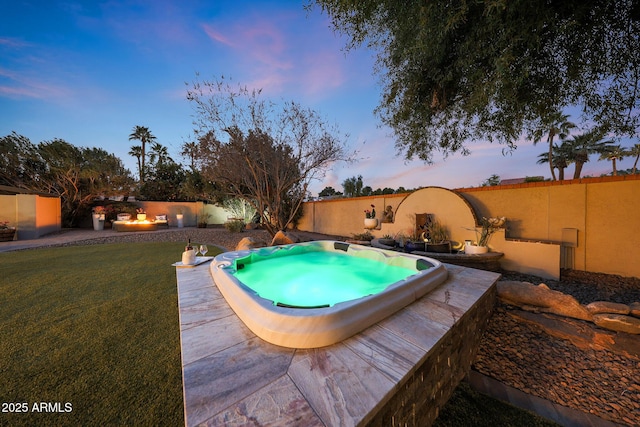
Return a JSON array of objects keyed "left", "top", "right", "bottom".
[
  {"left": 128, "top": 146, "right": 143, "bottom": 182},
  {"left": 566, "top": 128, "right": 613, "bottom": 179},
  {"left": 629, "top": 143, "right": 640, "bottom": 174},
  {"left": 180, "top": 141, "right": 199, "bottom": 171},
  {"left": 537, "top": 142, "right": 572, "bottom": 180},
  {"left": 533, "top": 112, "right": 575, "bottom": 181},
  {"left": 599, "top": 145, "right": 627, "bottom": 176},
  {"left": 148, "top": 141, "right": 171, "bottom": 169},
  {"left": 128, "top": 126, "right": 156, "bottom": 183}
]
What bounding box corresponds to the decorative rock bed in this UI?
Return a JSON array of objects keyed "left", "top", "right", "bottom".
[
  {"left": 497, "top": 280, "right": 640, "bottom": 334},
  {"left": 473, "top": 278, "right": 640, "bottom": 426}
]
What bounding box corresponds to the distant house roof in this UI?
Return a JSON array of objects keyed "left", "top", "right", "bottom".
[
  {"left": 499, "top": 178, "right": 527, "bottom": 185},
  {"left": 499, "top": 177, "right": 544, "bottom": 185},
  {"left": 0, "top": 185, "right": 58, "bottom": 197}
]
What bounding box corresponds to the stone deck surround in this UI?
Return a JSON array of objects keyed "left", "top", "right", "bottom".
[{"left": 176, "top": 260, "right": 499, "bottom": 426}]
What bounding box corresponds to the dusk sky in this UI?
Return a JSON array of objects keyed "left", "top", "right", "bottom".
[{"left": 1, "top": 1, "right": 636, "bottom": 196}]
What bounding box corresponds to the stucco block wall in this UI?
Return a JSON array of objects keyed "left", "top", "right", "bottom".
[
  {"left": 584, "top": 180, "right": 640, "bottom": 276},
  {"left": 458, "top": 175, "right": 640, "bottom": 278},
  {"left": 298, "top": 194, "right": 407, "bottom": 237},
  {"left": 35, "top": 196, "right": 62, "bottom": 237},
  {"left": 135, "top": 201, "right": 199, "bottom": 227},
  {"left": 300, "top": 176, "right": 640, "bottom": 279},
  {"left": 0, "top": 194, "right": 61, "bottom": 240},
  {"left": 490, "top": 238, "right": 560, "bottom": 278},
  {"left": 461, "top": 187, "right": 552, "bottom": 240},
  {"left": 136, "top": 201, "right": 232, "bottom": 227},
  {"left": 301, "top": 187, "right": 561, "bottom": 279},
  {"left": 0, "top": 195, "right": 16, "bottom": 227}
]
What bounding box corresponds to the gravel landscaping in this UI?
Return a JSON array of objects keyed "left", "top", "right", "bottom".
[
  {"left": 478, "top": 270, "right": 640, "bottom": 426},
  {"left": 46, "top": 227, "right": 280, "bottom": 252}
]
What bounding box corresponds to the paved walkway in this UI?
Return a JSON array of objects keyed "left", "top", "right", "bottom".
[{"left": 0, "top": 228, "right": 180, "bottom": 253}]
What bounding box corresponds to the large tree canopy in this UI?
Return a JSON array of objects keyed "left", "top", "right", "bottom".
[
  {"left": 311, "top": 0, "right": 640, "bottom": 162},
  {"left": 186, "top": 76, "right": 351, "bottom": 235},
  {"left": 0, "top": 132, "right": 135, "bottom": 226}
]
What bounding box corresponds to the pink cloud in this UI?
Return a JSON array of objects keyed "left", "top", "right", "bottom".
[
  {"left": 69, "top": 2, "right": 198, "bottom": 54},
  {"left": 243, "top": 74, "right": 288, "bottom": 96},
  {"left": 226, "top": 20, "right": 292, "bottom": 71},
  {"left": 0, "top": 85, "right": 40, "bottom": 98},
  {"left": 202, "top": 24, "right": 234, "bottom": 47},
  {"left": 0, "top": 68, "right": 70, "bottom": 100},
  {"left": 0, "top": 37, "right": 31, "bottom": 48},
  {"left": 200, "top": 13, "right": 352, "bottom": 98},
  {"left": 300, "top": 50, "right": 345, "bottom": 94}
]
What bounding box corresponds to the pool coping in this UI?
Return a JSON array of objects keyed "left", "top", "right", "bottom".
[
  {"left": 176, "top": 259, "right": 500, "bottom": 426},
  {"left": 210, "top": 242, "right": 449, "bottom": 348}
]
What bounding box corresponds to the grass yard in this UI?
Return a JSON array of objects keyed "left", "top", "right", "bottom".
[
  {"left": 0, "top": 240, "right": 557, "bottom": 426},
  {"left": 0, "top": 242, "right": 213, "bottom": 426},
  {"left": 434, "top": 381, "right": 558, "bottom": 427}
]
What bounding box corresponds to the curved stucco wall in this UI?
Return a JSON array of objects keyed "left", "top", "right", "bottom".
[{"left": 379, "top": 187, "right": 479, "bottom": 245}]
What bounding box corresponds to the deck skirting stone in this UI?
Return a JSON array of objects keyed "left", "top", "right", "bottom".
[{"left": 366, "top": 285, "right": 497, "bottom": 426}]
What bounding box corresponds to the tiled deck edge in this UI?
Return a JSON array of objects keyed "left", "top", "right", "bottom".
[{"left": 177, "top": 261, "right": 500, "bottom": 426}]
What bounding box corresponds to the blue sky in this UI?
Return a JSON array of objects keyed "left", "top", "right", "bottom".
[{"left": 1, "top": 1, "right": 636, "bottom": 196}]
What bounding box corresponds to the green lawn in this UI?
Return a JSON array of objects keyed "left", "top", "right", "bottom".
[
  {"left": 0, "top": 242, "right": 208, "bottom": 426},
  {"left": 0, "top": 241, "right": 557, "bottom": 426},
  {"left": 434, "top": 381, "right": 558, "bottom": 427}
]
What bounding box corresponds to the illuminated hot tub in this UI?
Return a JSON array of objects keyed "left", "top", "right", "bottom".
[{"left": 211, "top": 241, "right": 448, "bottom": 348}]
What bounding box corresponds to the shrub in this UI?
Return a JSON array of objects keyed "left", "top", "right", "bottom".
[
  {"left": 224, "top": 219, "right": 245, "bottom": 233},
  {"left": 351, "top": 231, "right": 374, "bottom": 241}
]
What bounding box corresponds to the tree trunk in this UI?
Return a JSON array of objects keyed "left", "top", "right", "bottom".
[
  {"left": 573, "top": 161, "right": 584, "bottom": 179},
  {"left": 141, "top": 141, "right": 146, "bottom": 184},
  {"left": 573, "top": 151, "right": 588, "bottom": 179},
  {"left": 548, "top": 133, "right": 557, "bottom": 181},
  {"left": 612, "top": 158, "right": 618, "bottom": 176}
]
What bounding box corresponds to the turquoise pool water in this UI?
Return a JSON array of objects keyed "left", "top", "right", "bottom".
[{"left": 233, "top": 251, "right": 416, "bottom": 307}]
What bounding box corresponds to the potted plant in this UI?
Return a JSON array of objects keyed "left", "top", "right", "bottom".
[
  {"left": 392, "top": 231, "right": 407, "bottom": 248},
  {"left": 378, "top": 234, "right": 396, "bottom": 247},
  {"left": 117, "top": 212, "right": 131, "bottom": 221},
  {"left": 0, "top": 221, "right": 16, "bottom": 242},
  {"left": 198, "top": 212, "right": 211, "bottom": 228},
  {"left": 364, "top": 204, "right": 378, "bottom": 229},
  {"left": 465, "top": 216, "right": 506, "bottom": 254},
  {"left": 426, "top": 219, "right": 451, "bottom": 253},
  {"left": 350, "top": 231, "right": 374, "bottom": 244},
  {"left": 403, "top": 227, "right": 426, "bottom": 252},
  {"left": 396, "top": 215, "right": 426, "bottom": 252},
  {"left": 92, "top": 206, "right": 106, "bottom": 230},
  {"left": 136, "top": 207, "right": 146, "bottom": 221}
]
